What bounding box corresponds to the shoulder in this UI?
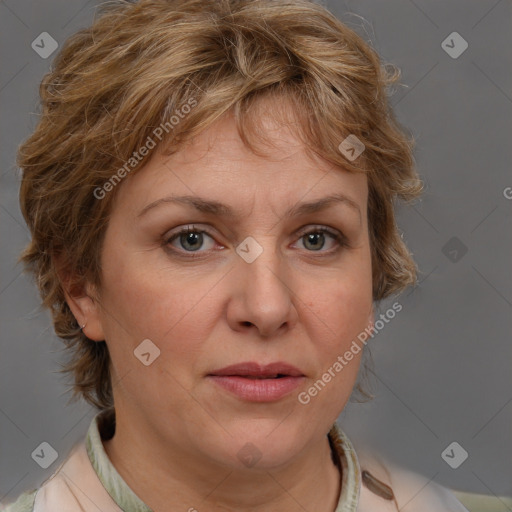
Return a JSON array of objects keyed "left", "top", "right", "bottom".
[
  {"left": 1, "top": 439, "right": 120, "bottom": 512},
  {"left": 356, "top": 449, "right": 470, "bottom": 512},
  {"left": 452, "top": 490, "right": 512, "bottom": 512},
  {"left": 0, "top": 449, "right": 81, "bottom": 512},
  {"left": 0, "top": 489, "right": 37, "bottom": 512}
]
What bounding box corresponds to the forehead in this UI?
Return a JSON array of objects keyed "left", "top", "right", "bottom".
[{"left": 114, "top": 101, "right": 368, "bottom": 222}]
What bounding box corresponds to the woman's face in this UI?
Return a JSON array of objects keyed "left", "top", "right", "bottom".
[{"left": 88, "top": 103, "right": 374, "bottom": 469}]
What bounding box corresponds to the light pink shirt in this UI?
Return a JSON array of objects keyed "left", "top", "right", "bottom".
[{"left": 1, "top": 408, "right": 469, "bottom": 511}]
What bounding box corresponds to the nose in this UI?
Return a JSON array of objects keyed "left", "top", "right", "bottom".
[{"left": 226, "top": 238, "right": 298, "bottom": 338}]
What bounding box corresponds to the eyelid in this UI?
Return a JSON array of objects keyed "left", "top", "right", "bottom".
[
  {"left": 163, "top": 224, "right": 218, "bottom": 246},
  {"left": 162, "top": 223, "right": 349, "bottom": 257},
  {"left": 293, "top": 225, "right": 350, "bottom": 253},
  {"left": 295, "top": 225, "right": 348, "bottom": 243}
]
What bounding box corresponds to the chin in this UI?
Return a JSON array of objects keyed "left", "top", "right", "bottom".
[{"left": 204, "top": 420, "right": 313, "bottom": 471}]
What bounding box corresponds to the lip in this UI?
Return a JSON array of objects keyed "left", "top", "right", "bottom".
[
  {"left": 209, "top": 361, "right": 304, "bottom": 378},
  {"left": 207, "top": 361, "right": 305, "bottom": 402}
]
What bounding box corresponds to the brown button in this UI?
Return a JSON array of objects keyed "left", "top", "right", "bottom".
[{"left": 362, "top": 469, "right": 395, "bottom": 501}]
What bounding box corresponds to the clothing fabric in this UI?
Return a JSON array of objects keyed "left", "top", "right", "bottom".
[{"left": 1, "top": 408, "right": 469, "bottom": 512}]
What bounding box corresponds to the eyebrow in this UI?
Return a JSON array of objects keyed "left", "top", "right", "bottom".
[{"left": 137, "top": 193, "right": 362, "bottom": 224}]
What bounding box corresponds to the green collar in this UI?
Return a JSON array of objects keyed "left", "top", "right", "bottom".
[{"left": 85, "top": 408, "right": 361, "bottom": 512}]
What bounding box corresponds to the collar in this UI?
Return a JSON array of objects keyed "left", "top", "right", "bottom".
[
  {"left": 86, "top": 408, "right": 151, "bottom": 512},
  {"left": 85, "top": 408, "right": 362, "bottom": 512}
]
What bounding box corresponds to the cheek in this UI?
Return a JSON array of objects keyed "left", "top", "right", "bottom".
[
  {"left": 300, "top": 278, "right": 371, "bottom": 419},
  {"left": 98, "top": 252, "right": 219, "bottom": 369},
  {"left": 308, "top": 283, "right": 370, "bottom": 380},
  {"left": 306, "top": 261, "right": 373, "bottom": 352},
  {"left": 299, "top": 252, "right": 372, "bottom": 410}
]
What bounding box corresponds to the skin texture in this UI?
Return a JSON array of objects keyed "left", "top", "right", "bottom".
[{"left": 64, "top": 100, "right": 375, "bottom": 512}]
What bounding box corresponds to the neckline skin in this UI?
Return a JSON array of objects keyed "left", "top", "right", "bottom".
[{"left": 87, "top": 408, "right": 361, "bottom": 512}]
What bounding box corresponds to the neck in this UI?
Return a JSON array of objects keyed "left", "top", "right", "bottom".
[{"left": 102, "top": 413, "right": 342, "bottom": 512}]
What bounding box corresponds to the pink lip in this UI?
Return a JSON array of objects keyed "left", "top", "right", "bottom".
[{"left": 207, "top": 361, "right": 305, "bottom": 402}]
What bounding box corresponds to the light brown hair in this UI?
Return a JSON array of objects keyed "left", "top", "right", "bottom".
[{"left": 18, "top": 0, "right": 423, "bottom": 410}]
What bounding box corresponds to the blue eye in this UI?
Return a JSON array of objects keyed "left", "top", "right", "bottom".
[
  {"left": 165, "top": 226, "right": 216, "bottom": 254},
  {"left": 296, "top": 227, "right": 346, "bottom": 253},
  {"left": 163, "top": 224, "right": 348, "bottom": 259}
]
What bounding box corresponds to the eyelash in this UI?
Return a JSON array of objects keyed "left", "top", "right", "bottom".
[{"left": 162, "top": 224, "right": 349, "bottom": 259}]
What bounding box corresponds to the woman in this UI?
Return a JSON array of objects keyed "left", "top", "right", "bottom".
[{"left": 2, "top": 0, "right": 469, "bottom": 510}]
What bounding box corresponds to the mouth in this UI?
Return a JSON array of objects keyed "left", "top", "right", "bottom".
[
  {"left": 208, "top": 361, "right": 304, "bottom": 379},
  {"left": 207, "top": 362, "right": 305, "bottom": 402},
  {"left": 229, "top": 374, "right": 290, "bottom": 379}
]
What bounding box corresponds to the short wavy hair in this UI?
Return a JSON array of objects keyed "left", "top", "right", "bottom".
[{"left": 18, "top": 0, "right": 423, "bottom": 411}]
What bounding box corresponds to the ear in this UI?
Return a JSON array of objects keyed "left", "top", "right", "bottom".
[{"left": 56, "top": 261, "right": 105, "bottom": 342}]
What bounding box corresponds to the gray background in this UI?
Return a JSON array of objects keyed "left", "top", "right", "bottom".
[{"left": 1, "top": 0, "right": 511, "bottom": 505}]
